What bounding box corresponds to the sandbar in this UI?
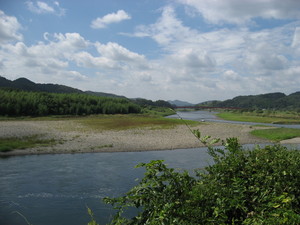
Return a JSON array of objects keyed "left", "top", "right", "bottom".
[{"left": 0, "top": 120, "right": 297, "bottom": 156}]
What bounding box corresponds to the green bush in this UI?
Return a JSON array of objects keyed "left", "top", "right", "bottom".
[{"left": 93, "top": 137, "right": 300, "bottom": 224}]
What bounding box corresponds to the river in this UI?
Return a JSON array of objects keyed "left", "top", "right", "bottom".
[
  {"left": 0, "top": 110, "right": 299, "bottom": 225},
  {"left": 0, "top": 148, "right": 214, "bottom": 225},
  {"left": 167, "top": 110, "right": 300, "bottom": 129}
]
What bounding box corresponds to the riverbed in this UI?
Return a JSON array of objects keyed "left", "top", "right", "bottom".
[{"left": 0, "top": 111, "right": 274, "bottom": 156}]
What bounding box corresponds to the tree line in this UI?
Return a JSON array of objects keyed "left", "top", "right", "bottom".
[{"left": 0, "top": 88, "right": 141, "bottom": 116}]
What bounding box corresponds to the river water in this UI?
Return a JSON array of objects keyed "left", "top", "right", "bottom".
[
  {"left": 0, "top": 148, "right": 214, "bottom": 225},
  {"left": 1, "top": 110, "right": 299, "bottom": 225}
]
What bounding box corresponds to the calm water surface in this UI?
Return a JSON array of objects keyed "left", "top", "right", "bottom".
[{"left": 0, "top": 148, "right": 213, "bottom": 225}]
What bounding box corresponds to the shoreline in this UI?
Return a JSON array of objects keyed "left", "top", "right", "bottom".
[{"left": 1, "top": 120, "right": 299, "bottom": 157}]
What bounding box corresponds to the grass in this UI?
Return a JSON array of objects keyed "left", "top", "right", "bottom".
[
  {"left": 217, "top": 112, "right": 300, "bottom": 124},
  {"left": 0, "top": 107, "right": 176, "bottom": 121},
  {"left": 251, "top": 128, "right": 300, "bottom": 141},
  {"left": 78, "top": 114, "right": 199, "bottom": 131},
  {"left": 0, "top": 135, "right": 57, "bottom": 152},
  {"left": 90, "top": 144, "right": 114, "bottom": 150},
  {"left": 0, "top": 115, "right": 80, "bottom": 121},
  {"left": 141, "top": 106, "right": 176, "bottom": 117}
]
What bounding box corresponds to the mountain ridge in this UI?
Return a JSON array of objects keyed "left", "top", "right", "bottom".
[
  {"left": 0, "top": 76, "right": 125, "bottom": 98},
  {"left": 198, "top": 92, "right": 300, "bottom": 111},
  {"left": 1, "top": 76, "right": 299, "bottom": 110},
  {"left": 168, "top": 100, "right": 194, "bottom": 107}
]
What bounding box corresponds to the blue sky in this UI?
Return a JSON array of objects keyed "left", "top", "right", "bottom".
[{"left": 1, "top": 0, "right": 300, "bottom": 103}]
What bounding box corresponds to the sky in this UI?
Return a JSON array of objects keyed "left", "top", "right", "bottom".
[{"left": 1, "top": 0, "right": 300, "bottom": 103}]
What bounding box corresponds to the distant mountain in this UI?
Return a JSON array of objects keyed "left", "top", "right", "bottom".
[
  {"left": 197, "top": 100, "right": 221, "bottom": 106},
  {"left": 85, "top": 91, "right": 126, "bottom": 99},
  {"left": 201, "top": 92, "right": 300, "bottom": 111},
  {"left": 0, "top": 76, "right": 83, "bottom": 94},
  {"left": 168, "top": 100, "right": 194, "bottom": 107},
  {"left": 0, "top": 76, "right": 12, "bottom": 87},
  {"left": 133, "top": 98, "right": 173, "bottom": 108},
  {"left": 0, "top": 76, "right": 123, "bottom": 98}
]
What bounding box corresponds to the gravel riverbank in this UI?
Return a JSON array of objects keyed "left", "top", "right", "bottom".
[{"left": 0, "top": 120, "right": 298, "bottom": 156}]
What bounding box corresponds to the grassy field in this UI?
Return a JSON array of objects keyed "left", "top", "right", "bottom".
[
  {"left": 0, "top": 135, "right": 57, "bottom": 152},
  {"left": 216, "top": 111, "right": 300, "bottom": 141},
  {"left": 141, "top": 107, "right": 175, "bottom": 117},
  {"left": 0, "top": 112, "right": 200, "bottom": 152},
  {"left": 251, "top": 128, "right": 300, "bottom": 141},
  {"left": 217, "top": 111, "right": 300, "bottom": 124},
  {"left": 0, "top": 106, "right": 197, "bottom": 132},
  {"left": 77, "top": 114, "right": 199, "bottom": 131}
]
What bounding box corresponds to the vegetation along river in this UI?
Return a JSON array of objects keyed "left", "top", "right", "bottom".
[{"left": 1, "top": 110, "right": 299, "bottom": 224}]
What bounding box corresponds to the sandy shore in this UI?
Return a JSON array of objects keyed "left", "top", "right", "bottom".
[{"left": 0, "top": 119, "right": 298, "bottom": 156}]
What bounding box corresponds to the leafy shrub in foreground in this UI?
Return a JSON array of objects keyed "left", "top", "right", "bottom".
[{"left": 90, "top": 137, "right": 300, "bottom": 224}]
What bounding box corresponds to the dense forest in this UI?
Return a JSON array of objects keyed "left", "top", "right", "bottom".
[
  {"left": 0, "top": 89, "right": 141, "bottom": 116},
  {"left": 199, "top": 92, "right": 300, "bottom": 111}
]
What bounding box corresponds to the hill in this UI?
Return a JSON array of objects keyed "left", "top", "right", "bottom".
[
  {"left": 0, "top": 76, "right": 83, "bottom": 94},
  {"left": 0, "top": 76, "right": 124, "bottom": 98},
  {"left": 197, "top": 100, "right": 221, "bottom": 106},
  {"left": 168, "top": 100, "right": 194, "bottom": 107},
  {"left": 0, "top": 76, "right": 173, "bottom": 112},
  {"left": 85, "top": 91, "right": 126, "bottom": 99},
  {"left": 201, "top": 92, "right": 300, "bottom": 111}
]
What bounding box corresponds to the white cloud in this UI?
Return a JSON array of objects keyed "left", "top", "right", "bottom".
[
  {"left": 91, "top": 10, "right": 131, "bottom": 29},
  {"left": 222, "top": 70, "right": 241, "bottom": 81},
  {"left": 0, "top": 32, "right": 90, "bottom": 86},
  {"left": 72, "top": 51, "right": 118, "bottom": 69},
  {"left": 0, "top": 31, "right": 148, "bottom": 93},
  {"left": 171, "top": 48, "right": 216, "bottom": 70},
  {"left": 247, "top": 53, "right": 288, "bottom": 71},
  {"left": 71, "top": 42, "right": 146, "bottom": 71},
  {"left": 52, "top": 32, "right": 89, "bottom": 51},
  {"left": 292, "top": 27, "right": 300, "bottom": 46},
  {"left": 0, "top": 11, "right": 22, "bottom": 44},
  {"left": 62, "top": 70, "right": 88, "bottom": 81},
  {"left": 1, "top": 2, "right": 300, "bottom": 103},
  {"left": 95, "top": 42, "right": 145, "bottom": 62},
  {"left": 135, "top": 6, "right": 196, "bottom": 46},
  {"left": 26, "top": 1, "right": 65, "bottom": 16},
  {"left": 125, "top": 6, "right": 300, "bottom": 102},
  {"left": 177, "top": 0, "right": 300, "bottom": 24}
]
